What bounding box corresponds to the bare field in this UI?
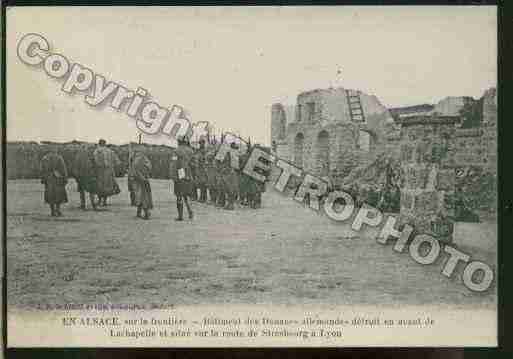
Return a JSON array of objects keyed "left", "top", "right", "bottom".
[{"left": 7, "top": 178, "right": 496, "bottom": 309}]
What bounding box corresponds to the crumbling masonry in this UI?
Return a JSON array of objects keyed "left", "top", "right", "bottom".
[{"left": 271, "top": 87, "right": 497, "bottom": 242}]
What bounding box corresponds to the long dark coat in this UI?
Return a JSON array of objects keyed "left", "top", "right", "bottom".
[
  {"left": 41, "top": 153, "right": 68, "bottom": 205},
  {"left": 170, "top": 145, "right": 194, "bottom": 197},
  {"left": 72, "top": 147, "right": 97, "bottom": 194},
  {"left": 131, "top": 153, "right": 153, "bottom": 209}
]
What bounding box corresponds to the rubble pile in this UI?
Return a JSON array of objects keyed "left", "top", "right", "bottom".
[
  {"left": 338, "top": 151, "right": 402, "bottom": 213},
  {"left": 454, "top": 166, "right": 497, "bottom": 215}
]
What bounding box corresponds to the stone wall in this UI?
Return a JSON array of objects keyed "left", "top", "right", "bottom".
[
  {"left": 398, "top": 118, "right": 458, "bottom": 243},
  {"left": 433, "top": 96, "right": 471, "bottom": 116},
  {"left": 274, "top": 87, "right": 397, "bottom": 182},
  {"left": 295, "top": 87, "right": 390, "bottom": 124},
  {"left": 270, "top": 86, "right": 498, "bottom": 220},
  {"left": 271, "top": 103, "right": 287, "bottom": 144},
  {"left": 275, "top": 143, "right": 291, "bottom": 162},
  {"left": 451, "top": 88, "right": 497, "bottom": 214},
  {"left": 481, "top": 88, "right": 497, "bottom": 172},
  {"left": 453, "top": 128, "right": 485, "bottom": 167},
  {"left": 451, "top": 88, "right": 497, "bottom": 170}
]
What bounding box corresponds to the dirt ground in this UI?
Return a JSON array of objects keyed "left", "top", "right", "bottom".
[{"left": 7, "top": 178, "right": 496, "bottom": 309}]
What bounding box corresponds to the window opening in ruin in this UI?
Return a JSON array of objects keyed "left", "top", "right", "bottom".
[{"left": 307, "top": 102, "right": 316, "bottom": 122}]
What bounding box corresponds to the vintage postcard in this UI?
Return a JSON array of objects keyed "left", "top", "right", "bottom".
[{"left": 5, "top": 6, "right": 497, "bottom": 347}]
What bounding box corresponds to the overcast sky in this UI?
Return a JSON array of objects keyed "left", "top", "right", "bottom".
[{"left": 7, "top": 6, "right": 496, "bottom": 146}]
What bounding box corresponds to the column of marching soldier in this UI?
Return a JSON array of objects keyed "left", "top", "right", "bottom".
[{"left": 39, "top": 137, "right": 266, "bottom": 220}]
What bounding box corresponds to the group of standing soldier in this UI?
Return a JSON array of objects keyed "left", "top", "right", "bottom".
[
  {"left": 41, "top": 139, "right": 122, "bottom": 216},
  {"left": 40, "top": 136, "right": 266, "bottom": 220},
  {"left": 186, "top": 138, "right": 266, "bottom": 212}
]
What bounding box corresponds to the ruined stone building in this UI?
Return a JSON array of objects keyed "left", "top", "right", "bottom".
[
  {"left": 271, "top": 88, "right": 398, "bottom": 183},
  {"left": 271, "top": 86, "right": 497, "bottom": 183},
  {"left": 270, "top": 86, "right": 497, "bottom": 242}
]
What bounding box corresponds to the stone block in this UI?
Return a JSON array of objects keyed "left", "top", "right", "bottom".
[
  {"left": 436, "top": 169, "right": 454, "bottom": 190},
  {"left": 412, "top": 214, "right": 432, "bottom": 234},
  {"left": 400, "top": 191, "right": 414, "bottom": 210},
  {"left": 400, "top": 144, "right": 414, "bottom": 163},
  {"left": 413, "top": 191, "right": 439, "bottom": 213},
  {"left": 414, "top": 141, "right": 430, "bottom": 163},
  {"left": 404, "top": 167, "right": 430, "bottom": 189},
  {"left": 430, "top": 215, "right": 454, "bottom": 243},
  {"left": 441, "top": 192, "right": 455, "bottom": 217},
  {"left": 453, "top": 222, "right": 497, "bottom": 251}
]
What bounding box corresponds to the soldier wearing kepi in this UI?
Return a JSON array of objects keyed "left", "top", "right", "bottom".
[
  {"left": 215, "top": 155, "right": 226, "bottom": 208},
  {"left": 242, "top": 144, "right": 259, "bottom": 209},
  {"left": 40, "top": 144, "right": 68, "bottom": 217},
  {"left": 127, "top": 152, "right": 137, "bottom": 207},
  {"left": 251, "top": 145, "right": 270, "bottom": 209},
  {"left": 254, "top": 176, "right": 265, "bottom": 209},
  {"left": 130, "top": 144, "right": 153, "bottom": 220},
  {"left": 72, "top": 143, "right": 98, "bottom": 211},
  {"left": 194, "top": 138, "right": 208, "bottom": 203},
  {"left": 170, "top": 136, "right": 194, "bottom": 221},
  {"left": 93, "top": 139, "right": 121, "bottom": 206},
  {"left": 205, "top": 149, "right": 218, "bottom": 205},
  {"left": 127, "top": 143, "right": 139, "bottom": 206},
  {"left": 220, "top": 142, "right": 240, "bottom": 210},
  {"left": 189, "top": 148, "right": 199, "bottom": 202}
]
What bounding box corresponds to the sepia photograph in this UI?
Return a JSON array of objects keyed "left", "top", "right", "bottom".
[{"left": 5, "top": 5, "right": 497, "bottom": 347}]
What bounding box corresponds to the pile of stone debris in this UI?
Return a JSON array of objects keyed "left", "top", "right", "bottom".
[
  {"left": 453, "top": 166, "right": 497, "bottom": 220},
  {"left": 335, "top": 152, "right": 496, "bottom": 221},
  {"left": 338, "top": 152, "right": 402, "bottom": 213}
]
